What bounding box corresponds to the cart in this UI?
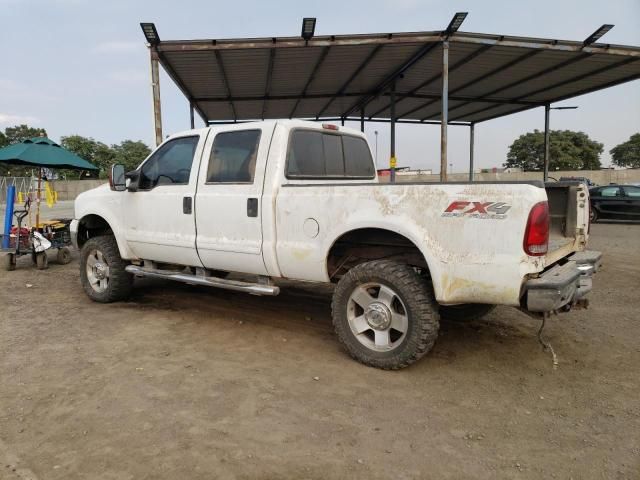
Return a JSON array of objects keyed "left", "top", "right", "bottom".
[{"left": 2, "top": 198, "right": 73, "bottom": 271}]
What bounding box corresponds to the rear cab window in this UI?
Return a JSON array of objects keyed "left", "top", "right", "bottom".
[{"left": 286, "top": 129, "right": 375, "bottom": 180}]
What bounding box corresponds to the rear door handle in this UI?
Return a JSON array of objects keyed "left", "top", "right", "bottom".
[
  {"left": 183, "top": 196, "right": 193, "bottom": 214},
  {"left": 247, "top": 198, "right": 258, "bottom": 217}
]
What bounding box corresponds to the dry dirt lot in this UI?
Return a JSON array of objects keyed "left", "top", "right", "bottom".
[{"left": 0, "top": 223, "right": 639, "bottom": 480}]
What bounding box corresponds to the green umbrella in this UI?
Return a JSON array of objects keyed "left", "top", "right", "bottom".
[{"left": 0, "top": 137, "right": 98, "bottom": 170}]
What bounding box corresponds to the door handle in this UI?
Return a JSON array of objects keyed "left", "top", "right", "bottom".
[
  {"left": 183, "top": 196, "right": 193, "bottom": 214},
  {"left": 247, "top": 198, "right": 258, "bottom": 217}
]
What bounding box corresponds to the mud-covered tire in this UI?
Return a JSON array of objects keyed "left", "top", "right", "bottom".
[
  {"left": 331, "top": 260, "right": 439, "bottom": 370},
  {"left": 36, "top": 252, "right": 48, "bottom": 270},
  {"left": 439, "top": 303, "right": 496, "bottom": 322},
  {"left": 56, "top": 247, "right": 72, "bottom": 265},
  {"left": 4, "top": 253, "right": 16, "bottom": 271},
  {"left": 80, "top": 235, "right": 132, "bottom": 303}
]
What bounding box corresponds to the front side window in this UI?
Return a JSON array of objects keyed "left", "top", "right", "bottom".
[
  {"left": 599, "top": 186, "right": 621, "bottom": 197},
  {"left": 623, "top": 186, "right": 640, "bottom": 198},
  {"left": 207, "top": 130, "right": 262, "bottom": 183},
  {"left": 139, "top": 136, "right": 199, "bottom": 190},
  {"left": 286, "top": 130, "right": 375, "bottom": 179}
]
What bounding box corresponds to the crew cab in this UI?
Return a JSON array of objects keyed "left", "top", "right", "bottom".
[{"left": 72, "top": 120, "right": 601, "bottom": 369}]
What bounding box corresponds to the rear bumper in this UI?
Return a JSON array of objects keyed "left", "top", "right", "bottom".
[{"left": 524, "top": 250, "right": 602, "bottom": 312}]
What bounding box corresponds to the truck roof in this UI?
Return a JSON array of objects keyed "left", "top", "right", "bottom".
[{"left": 169, "top": 119, "right": 366, "bottom": 141}]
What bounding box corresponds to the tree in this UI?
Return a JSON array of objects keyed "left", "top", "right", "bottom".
[
  {"left": 610, "top": 133, "right": 640, "bottom": 168},
  {"left": 60, "top": 135, "right": 115, "bottom": 178},
  {"left": 111, "top": 140, "right": 151, "bottom": 172},
  {"left": 0, "top": 131, "right": 8, "bottom": 148},
  {"left": 5, "top": 124, "right": 47, "bottom": 144},
  {"left": 504, "top": 130, "right": 603, "bottom": 171}
]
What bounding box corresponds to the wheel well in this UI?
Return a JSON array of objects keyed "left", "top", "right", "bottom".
[
  {"left": 326, "top": 228, "right": 429, "bottom": 281},
  {"left": 77, "top": 214, "right": 113, "bottom": 248}
]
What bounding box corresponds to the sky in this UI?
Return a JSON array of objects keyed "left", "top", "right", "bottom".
[{"left": 0, "top": 0, "right": 639, "bottom": 172}]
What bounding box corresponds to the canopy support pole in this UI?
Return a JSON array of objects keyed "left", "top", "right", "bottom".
[
  {"left": 360, "top": 108, "right": 365, "bottom": 132},
  {"left": 189, "top": 103, "right": 195, "bottom": 129},
  {"left": 440, "top": 41, "right": 449, "bottom": 182},
  {"left": 150, "top": 49, "right": 163, "bottom": 146},
  {"left": 469, "top": 122, "right": 475, "bottom": 181},
  {"left": 341, "top": 118, "right": 345, "bottom": 126},
  {"left": 543, "top": 103, "right": 550, "bottom": 182},
  {"left": 35, "top": 168, "right": 42, "bottom": 229},
  {"left": 390, "top": 81, "right": 396, "bottom": 184}
]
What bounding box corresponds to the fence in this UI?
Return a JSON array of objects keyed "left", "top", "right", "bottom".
[{"left": 1, "top": 177, "right": 106, "bottom": 203}]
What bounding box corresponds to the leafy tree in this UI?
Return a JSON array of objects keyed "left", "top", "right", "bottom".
[
  {"left": 5, "top": 124, "right": 47, "bottom": 144},
  {"left": 505, "top": 129, "right": 603, "bottom": 171},
  {"left": 60, "top": 135, "right": 115, "bottom": 179},
  {"left": 111, "top": 140, "right": 151, "bottom": 172},
  {"left": 610, "top": 133, "right": 640, "bottom": 168},
  {"left": 0, "top": 131, "right": 8, "bottom": 148}
]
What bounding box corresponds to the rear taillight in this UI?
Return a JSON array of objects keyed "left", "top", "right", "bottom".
[{"left": 523, "top": 201, "right": 549, "bottom": 256}]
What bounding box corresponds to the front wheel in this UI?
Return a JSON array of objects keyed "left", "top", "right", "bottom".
[
  {"left": 80, "top": 235, "right": 133, "bottom": 303},
  {"left": 331, "top": 260, "right": 440, "bottom": 370},
  {"left": 590, "top": 207, "right": 599, "bottom": 223}
]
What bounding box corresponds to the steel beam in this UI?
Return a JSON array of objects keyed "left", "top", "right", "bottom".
[
  {"left": 543, "top": 104, "right": 550, "bottom": 182},
  {"left": 390, "top": 82, "right": 396, "bottom": 183},
  {"left": 150, "top": 49, "right": 163, "bottom": 146},
  {"left": 214, "top": 50, "right": 237, "bottom": 121},
  {"left": 189, "top": 103, "right": 195, "bottom": 129},
  {"left": 156, "top": 34, "right": 640, "bottom": 58},
  {"left": 440, "top": 41, "right": 449, "bottom": 182},
  {"left": 261, "top": 47, "right": 276, "bottom": 120},
  {"left": 290, "top": 45, "right": 331, "bottom": 118},
  {"left": 469, "top": 122, "right": 475, "bottom": 181},
  {"left": 316, "top": 45, "right": 383, "bottom": 119},
  {"left": 379, "top": 44, "right": 492, "bottom": 119},
  {"left": 360, "top": 108, "right": 365, "bottom": 132},
  {"left": 448, "top": 52, "right": 593, "bottom": 121},
  {"left": 341, "top": 42, "right": 441, "bottom": 119}
]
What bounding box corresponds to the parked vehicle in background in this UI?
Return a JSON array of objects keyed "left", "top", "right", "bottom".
[
  {"left": 560, "top": 176, "right": 596, "bottom": 187},
  {"left": 589, "top": 184, "right": 640, "bottom": 222},
  {"left": 71, "top": 120, "right": 601, "bottom": 370}
]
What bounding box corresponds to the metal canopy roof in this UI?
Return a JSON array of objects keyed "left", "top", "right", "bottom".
[{"left": 149, "top": 28, "right": 640, "bottom": 125}]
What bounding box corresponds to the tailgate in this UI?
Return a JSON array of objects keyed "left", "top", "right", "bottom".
[{"left": 544, "top": 182, "right": 590, "bottom": 263}]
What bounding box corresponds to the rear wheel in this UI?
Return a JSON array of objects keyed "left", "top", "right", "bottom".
[
  {"left": 4, "top": 253, "right": 16, "bottom": 271},
  {"left": 590, "top": 207, "right": 599, "bottom": 223},
  {"left": 80, "top": 235, "right": 132, "bottom": 303},
  {"left": 57, "top": 247, "right": 72, "bottom": 265},
  {"left": 439, "top": 303, "right": 496, "bottom": 322},
  {"left": 331, "top": 260, "right": 439, "bottom": 370},
  {"left": 36, "top": 252, "right": 48, "bottom": 270}
]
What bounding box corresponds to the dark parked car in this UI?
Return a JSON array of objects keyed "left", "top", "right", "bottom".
[
  {"left": 589, "top": 184, "right": 640, "bottom": 222},
  {"left": 560, "top": 176, "right": 596, "bottom": 187}
]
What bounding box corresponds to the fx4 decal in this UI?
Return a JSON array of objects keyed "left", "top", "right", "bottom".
[{"left": 442, "top": 201, "right": 512, "bottom": 219}]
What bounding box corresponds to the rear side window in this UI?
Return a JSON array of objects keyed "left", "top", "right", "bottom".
[
  {"left": 286, "top": 130, "right": 374, "bottom": 179},
  {"left": 207, "top": 130, "right": 261, "bottom": 183},
  {"left": 139, "top": 136, "right": 199, "bottom": 190},
  {"left": 624, "top": 186, "right": 640, "bottom": 197}
]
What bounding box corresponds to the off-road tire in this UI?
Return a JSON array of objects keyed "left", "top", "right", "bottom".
[
  {"left": 80, "top": 235, "right": 133, "bottom": 303},
  {"left": 56, "top": 247, "right": 72, "bottom": 265},
  {"left": 36, "top": 252, "right": 48, "bottom": 270},
  {"left": 331, "top": 260, "right": 439, "bottom": 370},
  {"left": 4, "top": 253, "right": 16, "bottom": 271},
  {"left": 439, "top": 303, "right": 496, "bottom": 322}
]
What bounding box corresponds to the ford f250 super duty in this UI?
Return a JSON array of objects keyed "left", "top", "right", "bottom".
[{"left": 71, "top": 120, "right": 601, "bottom": 369}]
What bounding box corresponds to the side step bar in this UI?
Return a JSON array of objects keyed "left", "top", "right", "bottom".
[{"left": 125, "top": 265, "right": 280, "bottom": 296}]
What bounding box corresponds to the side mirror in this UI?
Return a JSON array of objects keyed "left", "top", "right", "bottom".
[
  {"left": 125, "top": 170, "right": 140, "bottom": 192},
  {"left": 110, "top": 164, "right": 126, "bottom": 191}
]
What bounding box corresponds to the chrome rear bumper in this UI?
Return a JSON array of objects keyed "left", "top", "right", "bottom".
[{"left": 525, "top": 250, "right": 602, "bottom": 313}]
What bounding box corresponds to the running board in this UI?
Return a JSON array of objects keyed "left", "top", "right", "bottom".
[{"left": 125, "top": 265, "right": 280, "bottom": 296}]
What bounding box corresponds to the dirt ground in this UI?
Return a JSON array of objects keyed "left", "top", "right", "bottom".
[{"left": 0, "top": 223, "right": 638, "bottom": 480}]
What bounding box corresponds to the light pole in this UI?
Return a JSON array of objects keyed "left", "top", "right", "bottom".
[
  {"left": 543, "top": 105, "right": 578, "bottom": 181},
  {"left": 374, "top": 130, "right": 379, "bottom": 167}
]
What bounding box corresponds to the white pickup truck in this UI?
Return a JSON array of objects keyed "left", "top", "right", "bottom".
[{"left": 71, "top": 120, "right": 601, "bottom": 369}]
